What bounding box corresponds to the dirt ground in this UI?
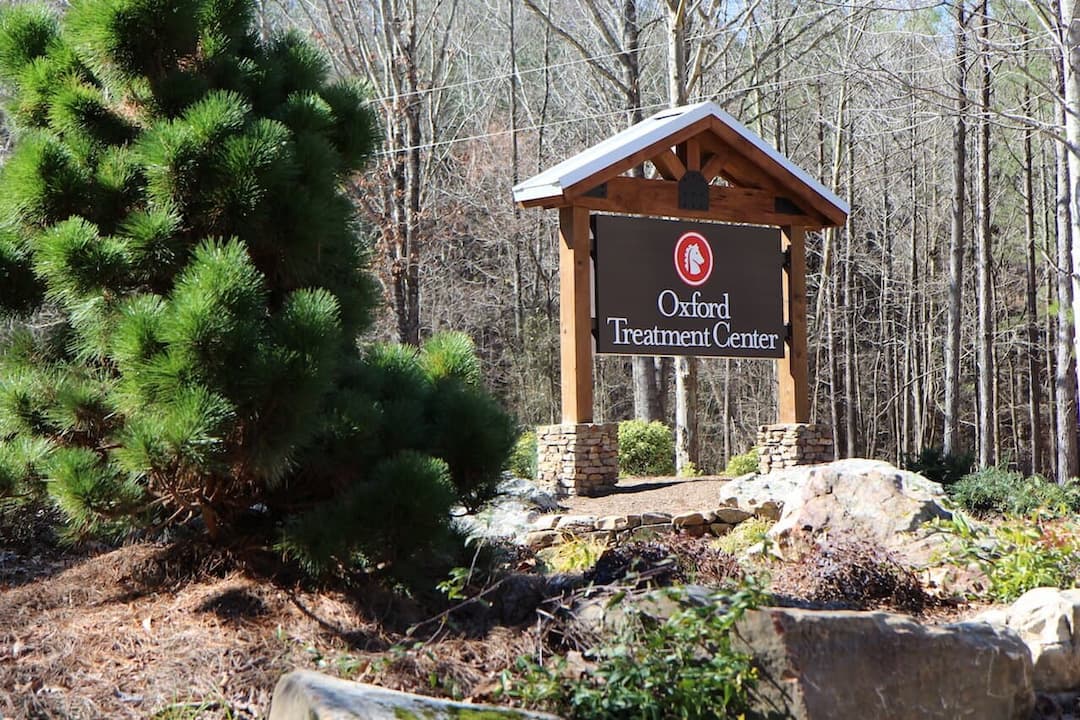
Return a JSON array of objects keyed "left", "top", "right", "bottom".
[
  {"left": 0, "top": 479, "right": 728, "bottom": 719},
  {"left": 0, "top": 539, "right": 545, "bottom": 719},
  {"left": 0, "top": 476, "right": 983, "bottom": 719},
  {"left": 557, "top": 475, "right": 730, "bottom": 517}
]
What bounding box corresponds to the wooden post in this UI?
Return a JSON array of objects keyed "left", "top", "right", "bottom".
[
  {"left": 559, "top": 205, "right": 593, "bottom": 423},
  {"left": 779, "top": 225, "right": 809, "bottom": 423}
]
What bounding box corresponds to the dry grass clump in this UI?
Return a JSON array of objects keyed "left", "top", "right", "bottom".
[
  {"left": 771, "top": 537, "right": 931, "bottom": 613},
  {"left": 583, "top": 535, "right": 743, "bottom": 589}
]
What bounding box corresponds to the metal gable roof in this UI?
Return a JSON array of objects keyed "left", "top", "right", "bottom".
[{"left": 512, "top": 101, "right": 850, "bottom": 223}]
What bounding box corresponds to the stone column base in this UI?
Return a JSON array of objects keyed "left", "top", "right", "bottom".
[
  {"left": 536, "top": 423, "right": 619, "bottom": 497},
  {"left": 757, "top": 423, "right": 834, "bottom": 474}
]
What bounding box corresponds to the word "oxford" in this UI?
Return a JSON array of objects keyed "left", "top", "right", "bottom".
[{"left": 656, "top": 289, "right": 730, "bottom": 319}]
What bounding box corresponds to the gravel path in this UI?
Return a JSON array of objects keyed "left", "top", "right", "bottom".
[{"left": 555, "top": 476, "right": 731, "bottom": 517}]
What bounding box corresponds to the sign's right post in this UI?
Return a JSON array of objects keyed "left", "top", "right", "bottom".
[{"left": 779, "top": 224, "right": 809, "bottom": 423}]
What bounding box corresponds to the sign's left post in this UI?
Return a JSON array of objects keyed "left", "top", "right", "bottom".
[{"left": 559, "top": 205, "right": 593, "bottom": 423}]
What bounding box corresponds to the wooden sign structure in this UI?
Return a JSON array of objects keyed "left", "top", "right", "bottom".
[{"left": 512, "top": 102, "right": 849, "bottom": 426}]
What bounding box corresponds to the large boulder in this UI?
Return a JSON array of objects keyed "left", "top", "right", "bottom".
[
  {"left": 721, "top": 468, "right": 807, "bottom": 519},
  {"left": 268, "top": 670, "right": 562, "bottom": 719},
  {"left": 765, "top": 459, "right": 951, "bottom": 564},
  {"left": 736, "top": 607, "right": 1034, "bottom": 720},
  {"left": 1000, "top": 587, "right": 1080, "bottom": 692},
  {"left": 454, "top": 476, "right": 560, "bottom": 543}
]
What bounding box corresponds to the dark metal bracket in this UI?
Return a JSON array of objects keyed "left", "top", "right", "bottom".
[{"left": 678, "top": 171, "right": 709, "bottom": 211}]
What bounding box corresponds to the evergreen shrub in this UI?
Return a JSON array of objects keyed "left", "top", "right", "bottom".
[
  {"left": 0, "top": 0, "right": 515, "bottom": 574},
  {"left": 903, "top": 446, "right": 973, "bottom": 486},
  {"left": 948, "top": 468, "right": 1080, "bottom": 517},
  {"left": 507, "top": 430, "right": 537, "bottom": 480},
  {"left": 618, "top": 420, "right": 675, "bottom": 476}
]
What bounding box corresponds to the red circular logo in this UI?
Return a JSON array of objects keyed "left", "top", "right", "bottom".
[{"left": 673, "top": 231, "right": 713, "bottom": 286}]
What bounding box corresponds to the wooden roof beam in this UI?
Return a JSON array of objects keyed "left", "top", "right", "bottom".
[
  {"left": 565, "top": 176, "right": 829, "bottom": 228},
  {"left": 680, "top": 136, "right": 702, "bottom": 172},
  {"left": 651, "top": 149, "right": 686, "bottom": 181},
  {"left": 700, "top": 150, "right": 727, "bottom": 183}
]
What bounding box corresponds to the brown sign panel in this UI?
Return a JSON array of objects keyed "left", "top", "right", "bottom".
[{"left": 593, "top": 215, "right": 784, "bottom": 358}]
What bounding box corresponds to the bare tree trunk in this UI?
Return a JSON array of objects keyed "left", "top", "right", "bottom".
[
  {"left": 842, "top": 142, "right": 857, "bottom": 458},
  {"left": 1055, "top": 102, "right": 1079, "bottom": 481},
  {"left": 666, "top": 0, "right": 697, "bottom": 473},
  {"left": 1023, "top": 69, "right": 1044, "bottom": 476},
  {"left": 723, "top": 358, "right": 732, "bottom": 466},
  {"left": 1062, "top": 0, "right": 1080, "bottom": 473},
  {"left": 509, "top": 0, "right": 524, "bottom": 341},
  {"left": 944, "top": 2, "right": 969, "bottom": 457},
  {"left": 975, "top": 0, "right": 994, "bottom": 467},
  {"left": 622, "top": 0, "right": 660, "bottom": 422},
  {"left": 906, "top": 76, "right": 925, "bottom": 453}
]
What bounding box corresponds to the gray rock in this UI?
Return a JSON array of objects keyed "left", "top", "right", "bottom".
[
  {"left": 524, "top": 530, "right": 559, "bottom": 550},
  {"left": 452, "top": 478, "right": 559, "bottom": 543},
  {"left": 572, "top": 585, "right": 716, "bottom": 636},
  {"left": 1003, "top": 587, "right": 1080, "bottom": 692},
  {"left": 497, "top": 476, "right": 560, "bottom": 512},
  {"left": 672, "top": 510, "right": 714, "bottom": 527},
  {"left": 626, "top": 523, "right": 673, "bottom": 542},
  {"left": 713, "top": 506, "right": 753, "bottom": 524},
  {"left": 555, "top": 514, "right": 597, "bottom": 531},
  {"left": 268, "top": 670, "right": 562, "bottom": 719},
  {"left": 736, "top": 607, "right": 1034, "bottom": 720},
  {"left": 753, "top": 501, "right": 781, "bottom": 521},
  {"left": 721, "top": 469, "right": 805, "bottom": 513},
  {"left": 640, "top": 511, "right": 673, "bottom": 524},
  {"left": 530, "top": 514, "right": 562, "bottom": 531},
  {"left": 596, "top": 515, "right": 630, "bottom": 530},
  {"left": 766, "top": 459, "right": 951, "bottom": 564}
]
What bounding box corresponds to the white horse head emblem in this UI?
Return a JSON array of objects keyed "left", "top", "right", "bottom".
[{"left": 684, "top": 241, "right": 705, "bottom": 276}]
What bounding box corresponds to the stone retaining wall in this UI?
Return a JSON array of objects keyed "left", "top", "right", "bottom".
[
  {"left": 757, "top": 423, "right": 834, "bottom": 474},
  {"left": 537, "top": 422, "right": 618, "bottom": 497},
  {"left": 523, "top": 503, "right": 775, "bottom": 550}
]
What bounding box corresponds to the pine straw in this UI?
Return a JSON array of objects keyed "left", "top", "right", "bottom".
[
  {"left": 1, "top": 533, "right": 987, "bottom": 718},
  {"left": 0, "top": 542, "right": 536, "bottom": 718}
]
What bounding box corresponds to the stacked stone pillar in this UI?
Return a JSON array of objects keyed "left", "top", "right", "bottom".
[
  {"left": 536, "top": 423, "right": 619, "bottom": 497},
  {"left": 757, "top": 423, "right": 834, "bottom": 474}
]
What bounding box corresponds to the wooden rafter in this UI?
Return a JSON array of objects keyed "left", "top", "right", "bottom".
[
  {"left": 700, "top": 151, "right": 728, "bottom": 183},
  {"left": 565, "top": 177, "right": 827, "bottom": 228},
  {"left": 650, "top": 150, "right": 686, "bottom": 181}
]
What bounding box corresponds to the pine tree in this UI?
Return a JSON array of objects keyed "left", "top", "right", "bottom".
[{"left": 0, "top": 0, "right": 515, "bottom": 570}]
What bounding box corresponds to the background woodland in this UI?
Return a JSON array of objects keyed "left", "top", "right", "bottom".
[{"left": 5, "top": 0, "right": 1080, "bottom": 480}]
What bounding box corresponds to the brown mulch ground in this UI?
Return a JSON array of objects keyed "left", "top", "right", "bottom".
[
  {"left": 0, "top": 540, "right": 542, "bottom": 719},
  {"left": 0, "top": 477, "right": 993, "bottom": 719},
  {"left": 556, "top": 475, "right": 730, "bottom": 517},
  {"left": 0, "top": 480, "right": 734, "bottom": 719}
]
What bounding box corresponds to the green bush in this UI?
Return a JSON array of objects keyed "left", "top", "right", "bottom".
[
  {"left": 936, "top": 513, "right": 1080, "bottom": 602},
  {"left": 281, "top": 332, "right": 517, "bottom": 569},
  {"left": 723, "top": 447, "right": 759, "bottom": 477},
  {"left": 279, "top": 452, "right": 457, "bottom": 575},
  {"left": 0, "top": 0, "right": 517, "bottom": 578},
  {"left": 507, "top": 430, "right": 537, "bottom": 480},
  {"left": 904, "top": 446, "right": 973, "bottom": 486},
  {"left": 948, "top": 467, "right": 1080, "bottom": 517},
  {"left": 502, "top": 582, "right": 763, "bottom": 719},
  {"left": 618, "top": 420, "right": 675, "bottom": 476}
]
